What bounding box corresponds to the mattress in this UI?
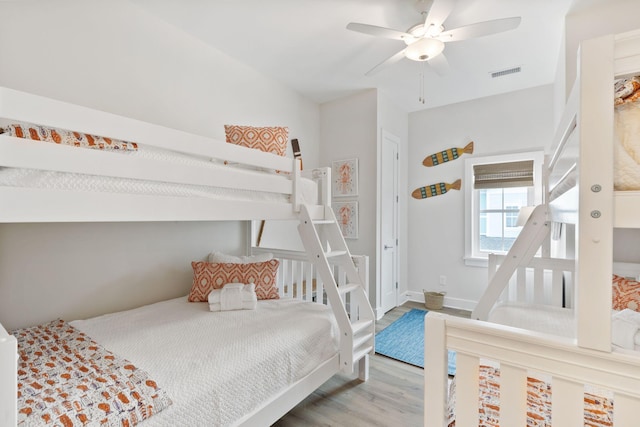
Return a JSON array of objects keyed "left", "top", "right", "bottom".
[
  {"left": 69, "top": 297, "right": 339, "bottom": 427},
  {"left": 0, "top": 143, "right": 318, "bottom": 204},
  {"left": 488, "top": 302, "right": 575, "bottom": 338},
  {"left": 489, "top": 303, "right": 640, "bottom": 351}
]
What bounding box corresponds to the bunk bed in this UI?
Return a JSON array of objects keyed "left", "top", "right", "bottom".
[
  {"left": 0, "top": 87, "right": 376, "bottom": 426},
  {"left": 424, "top": 29, "right": 640, "bottom": 426}
]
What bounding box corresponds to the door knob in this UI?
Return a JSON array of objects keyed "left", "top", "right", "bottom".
[{"left": 384, "top": 245, "right": 394, "bottom": 250}]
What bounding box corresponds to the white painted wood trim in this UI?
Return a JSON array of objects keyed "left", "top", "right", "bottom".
[
  {"left": 499, "top": 364, "right": 527, "bottom": 427},
  {"left": 576, "top": 34, "right": 615, "bottom": 352},
  {"left": 237, "top": 355, "right": 340, "bottom": 427},
  {"left": 0, "top": 87, "right": 292, "bottom": 172},
  {"left": 0, "top": 330, "right": 16, "bottom": 427}
]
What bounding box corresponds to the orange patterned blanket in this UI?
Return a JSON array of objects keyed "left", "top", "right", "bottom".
[{"left": 13, "top": 319, "right": 172, "bottom": 426}]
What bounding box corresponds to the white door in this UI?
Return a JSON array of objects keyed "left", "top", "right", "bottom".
[{"left": 380, "top": 130, "right": 399, "bottom": 314}]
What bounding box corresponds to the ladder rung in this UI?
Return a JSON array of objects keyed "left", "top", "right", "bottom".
[
  {"left": 338, "top": 283, "right": 361, "bottom": 295},
  {"left": 353, "top": 345, "right": 373, "bottom": 363},
  {"left": 313, "top": 219, "right": 335, "bottom": 225},
  {"left": 352, "top": 319, "right": 374, "bottom": 335},
  {"left": 325, "top": 250, "right": 347, "bottom": 258},
  {"left": 353, "top": 333, "right": 373, "bottom": 350}
]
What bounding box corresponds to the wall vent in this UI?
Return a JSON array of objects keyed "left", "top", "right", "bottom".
[{"left": 490, "top": 66, "right": 522, "bottom": 78}]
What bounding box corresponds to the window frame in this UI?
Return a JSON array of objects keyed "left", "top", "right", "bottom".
[{"left": 464, "top": 150, "right": 545, "bottom": 267}]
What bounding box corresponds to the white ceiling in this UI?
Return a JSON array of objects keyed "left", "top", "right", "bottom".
[{"left": 134, "top": 0, "right": 581, "bottom": 112}]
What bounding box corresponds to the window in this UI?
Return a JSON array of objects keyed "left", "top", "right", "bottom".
[{"left": 464, "top": 151, "right": 544, "bottom": 266}]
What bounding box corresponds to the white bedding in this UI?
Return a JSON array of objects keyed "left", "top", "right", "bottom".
[
  {"left": 615, "top": 101, "right": 640, "bottom": 190},
  {"left": 489, "top": 303, "right": 640, "bottom": 351},
  {"left": 70, "top": 297, "right": 339, "bottom": 427},
  {"left": 0, "top": 144, "right": 318, "bottom": 204},
  {"left": 488, "top": 302, "right": 575, "bottom": 338}
]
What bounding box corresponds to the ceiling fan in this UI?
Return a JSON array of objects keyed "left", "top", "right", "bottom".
[{"left": 346, "top": 0, "right": 521, "bottom": 76}]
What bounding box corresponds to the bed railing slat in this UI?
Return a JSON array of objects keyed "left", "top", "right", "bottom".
[
  {"left": 533, "top": 267, "right": 544, "bottom": 304},
  {"left": 551, "top": 377, "right": 583, "bottom": 427},
  {"left": 499, "top": 364, "right": 527, "bottom": 426},
  {"left": 614, "top": 392, "right": 638, "bottom": 427},
  {"left": 455, "top": 353, "right": 480, "bottom": 427},
  {"left": 516, "top": 267, "right": 526, "bottom": 303}
]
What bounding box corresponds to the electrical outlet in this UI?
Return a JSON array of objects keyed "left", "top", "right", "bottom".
[{"left": 439, "top": 275, "right": 446, "bottom": 287}]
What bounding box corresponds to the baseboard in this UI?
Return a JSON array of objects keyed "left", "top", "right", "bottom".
[{"left": 404, "top": 290, "right": 476, "bottom": 312}]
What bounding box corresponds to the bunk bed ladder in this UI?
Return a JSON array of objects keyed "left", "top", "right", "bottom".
[
  {"left": 298, "top": 204, "right": 375, "bottom": 378},
  {"left": 472, "top": 204, "right": 552, "bottom": 321}
]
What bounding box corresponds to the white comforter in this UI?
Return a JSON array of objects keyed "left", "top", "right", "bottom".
[{"left": 70, "top": 297, "right": 339, "bottom": 427}]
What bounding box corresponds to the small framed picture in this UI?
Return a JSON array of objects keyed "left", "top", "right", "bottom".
[
  {"left": 333, "top": 201, "right": 358, "bottom": 239},
  {"left": 332, "top": 158, "right": 358, "bottom": 197}
]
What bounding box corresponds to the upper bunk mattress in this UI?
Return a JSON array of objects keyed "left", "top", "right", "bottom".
[
  {"left": 614, "top": 76, "right": 640, "bottom": 190},
  {"left": 69, "top": 297, "right": 339, "bottom": 426}
]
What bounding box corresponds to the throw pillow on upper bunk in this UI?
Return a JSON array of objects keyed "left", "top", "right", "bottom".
[
  {"left": 2, "top": 122, "right": 138, "bottom": 151},
  {"left": 612, "top": 274, "right": 640, "bottom": 311},
  {"left": 189, "top": 259, "right": 280, "bottom": 302},
  {"left": 208, "top": 251, "right": 274, "bottom": 264},
  {"left": 224, "top": 125, "right": 288, "bottom": 157}
]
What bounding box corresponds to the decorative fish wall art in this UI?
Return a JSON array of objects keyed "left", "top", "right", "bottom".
[
  {"left": 422, "top": 141, "right": 474, "bottom": 167},
  {"left": 412, "top": 179, "right": 461, "bottom": 199}
]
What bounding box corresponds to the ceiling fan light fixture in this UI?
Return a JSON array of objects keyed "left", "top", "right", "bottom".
[{"left": 405, "top": 38, "right": 444, "bottom": 61}]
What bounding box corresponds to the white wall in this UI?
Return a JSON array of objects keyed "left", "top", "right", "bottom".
[
  {"left": 0, "top": 0, "right": 321, "bottom": 328},
  {"left": 320, "top": 90, "right": 378, "bottom": 308},
  {"left": 0, "top": 222, "right": 244, "bottom": 331},
  {"left": 408, "top": 85, "right": 554, "bottom": 309}
]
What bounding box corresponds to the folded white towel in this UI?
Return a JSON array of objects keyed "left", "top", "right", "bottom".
[
  {"left": 209, "top": 300, "right": 257, "bottom": 312},
  {"left": 612, "top": 309, "right": 640, "bottom": 350},
  {"left": 208, "top": 283, "right": 257, "bottom": 312}
]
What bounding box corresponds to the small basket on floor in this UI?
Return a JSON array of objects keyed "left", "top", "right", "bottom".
[{"left": 424, "top": 291, "right": 446, "bottom": 310}]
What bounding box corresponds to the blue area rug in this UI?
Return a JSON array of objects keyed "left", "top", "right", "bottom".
[{"left": 375, "top": 308, "right": 456, "bottom": 376}]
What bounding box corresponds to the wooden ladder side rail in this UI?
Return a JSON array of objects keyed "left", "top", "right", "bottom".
[
  {"left": 472, "top": 205, "right": 551, "bottom": 321},
  {"left": 298, "top": 205, "right": 375, "bottom": 378}
]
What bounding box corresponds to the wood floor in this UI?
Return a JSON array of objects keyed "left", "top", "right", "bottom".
[{"left": 273, "top": 302, "right": 470, "bottom": 427}]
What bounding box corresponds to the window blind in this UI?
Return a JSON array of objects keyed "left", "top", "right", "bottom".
[{"left": 473, "top": 160, "right": 534, "bottom": 189}]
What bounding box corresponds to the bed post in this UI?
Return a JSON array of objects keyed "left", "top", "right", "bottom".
[
  {"left": 0, "top": 327, "right": 17, "bottom": 427},
  {"left": 576, "top": 34, "right": 614, "bottom": 352},
  {"left": 424, "top": 312, "right": 448, "bottom": 427}
]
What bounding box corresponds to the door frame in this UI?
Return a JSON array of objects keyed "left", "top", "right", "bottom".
[{"left": 377, "top": 129, "right": 400, "bottom": 319}]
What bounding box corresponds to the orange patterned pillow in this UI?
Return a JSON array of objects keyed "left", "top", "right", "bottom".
[
  {"left": 189, "top": 262, "right": 244, "bottom": 302},
  {"left": 244, "top": 259, "right": 280, "bottom": 300},
  {"left": 612, "top": 274, "right": 640, "bottom": 311},
  {"left": 189, "top": 260, "right": 280, "bottom": 302},
  {"left": 224, "top": 125, "right": 288, "bottom": 156}
]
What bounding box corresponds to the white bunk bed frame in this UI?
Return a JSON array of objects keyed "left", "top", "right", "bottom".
[
  {"left": 0, "top": 87, "right": 375, "bottom": 426},
  {"left": 425, "top": 29, "right": 640, "bottom": 426}
]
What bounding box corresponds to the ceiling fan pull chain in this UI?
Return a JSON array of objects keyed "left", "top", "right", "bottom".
[{"left": 419, "top": 62, "right": 426, "bottom": 104}]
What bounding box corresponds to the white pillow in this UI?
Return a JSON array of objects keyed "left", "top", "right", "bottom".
[{"left": 208, "top": 251, "right": 274, "bottom": 264}]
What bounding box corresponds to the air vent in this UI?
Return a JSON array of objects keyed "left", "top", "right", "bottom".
[{"left": 490, "top": 66, "right": 522, "bottom": 78}]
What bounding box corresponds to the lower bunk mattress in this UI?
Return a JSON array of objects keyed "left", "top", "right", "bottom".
[
  {"left": 15, "top": 297, "right": 339, "bottom": 426},
  {"left": 488, "top": 302, "right": 640, "bottom": 351}
]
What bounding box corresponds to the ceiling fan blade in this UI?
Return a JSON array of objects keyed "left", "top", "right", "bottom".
[
  {"left": 438, "top": 17, "right": 521, "bottom": 42},
  {"left": 365, "top": 49, "right": 407, "bottom": 76},
  {"left": 424, "top": 0, "right": 455, "bottom": 28},
  {"left": 427, "top": 52, "right": 450, "bottom": 76},
  {"left": 346, "top": 22, "right": 413, "bottom": 41}
]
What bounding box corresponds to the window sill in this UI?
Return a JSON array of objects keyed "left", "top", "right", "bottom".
[{"left": 463, "top": 256, "right": 488, "bottom": 268}]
